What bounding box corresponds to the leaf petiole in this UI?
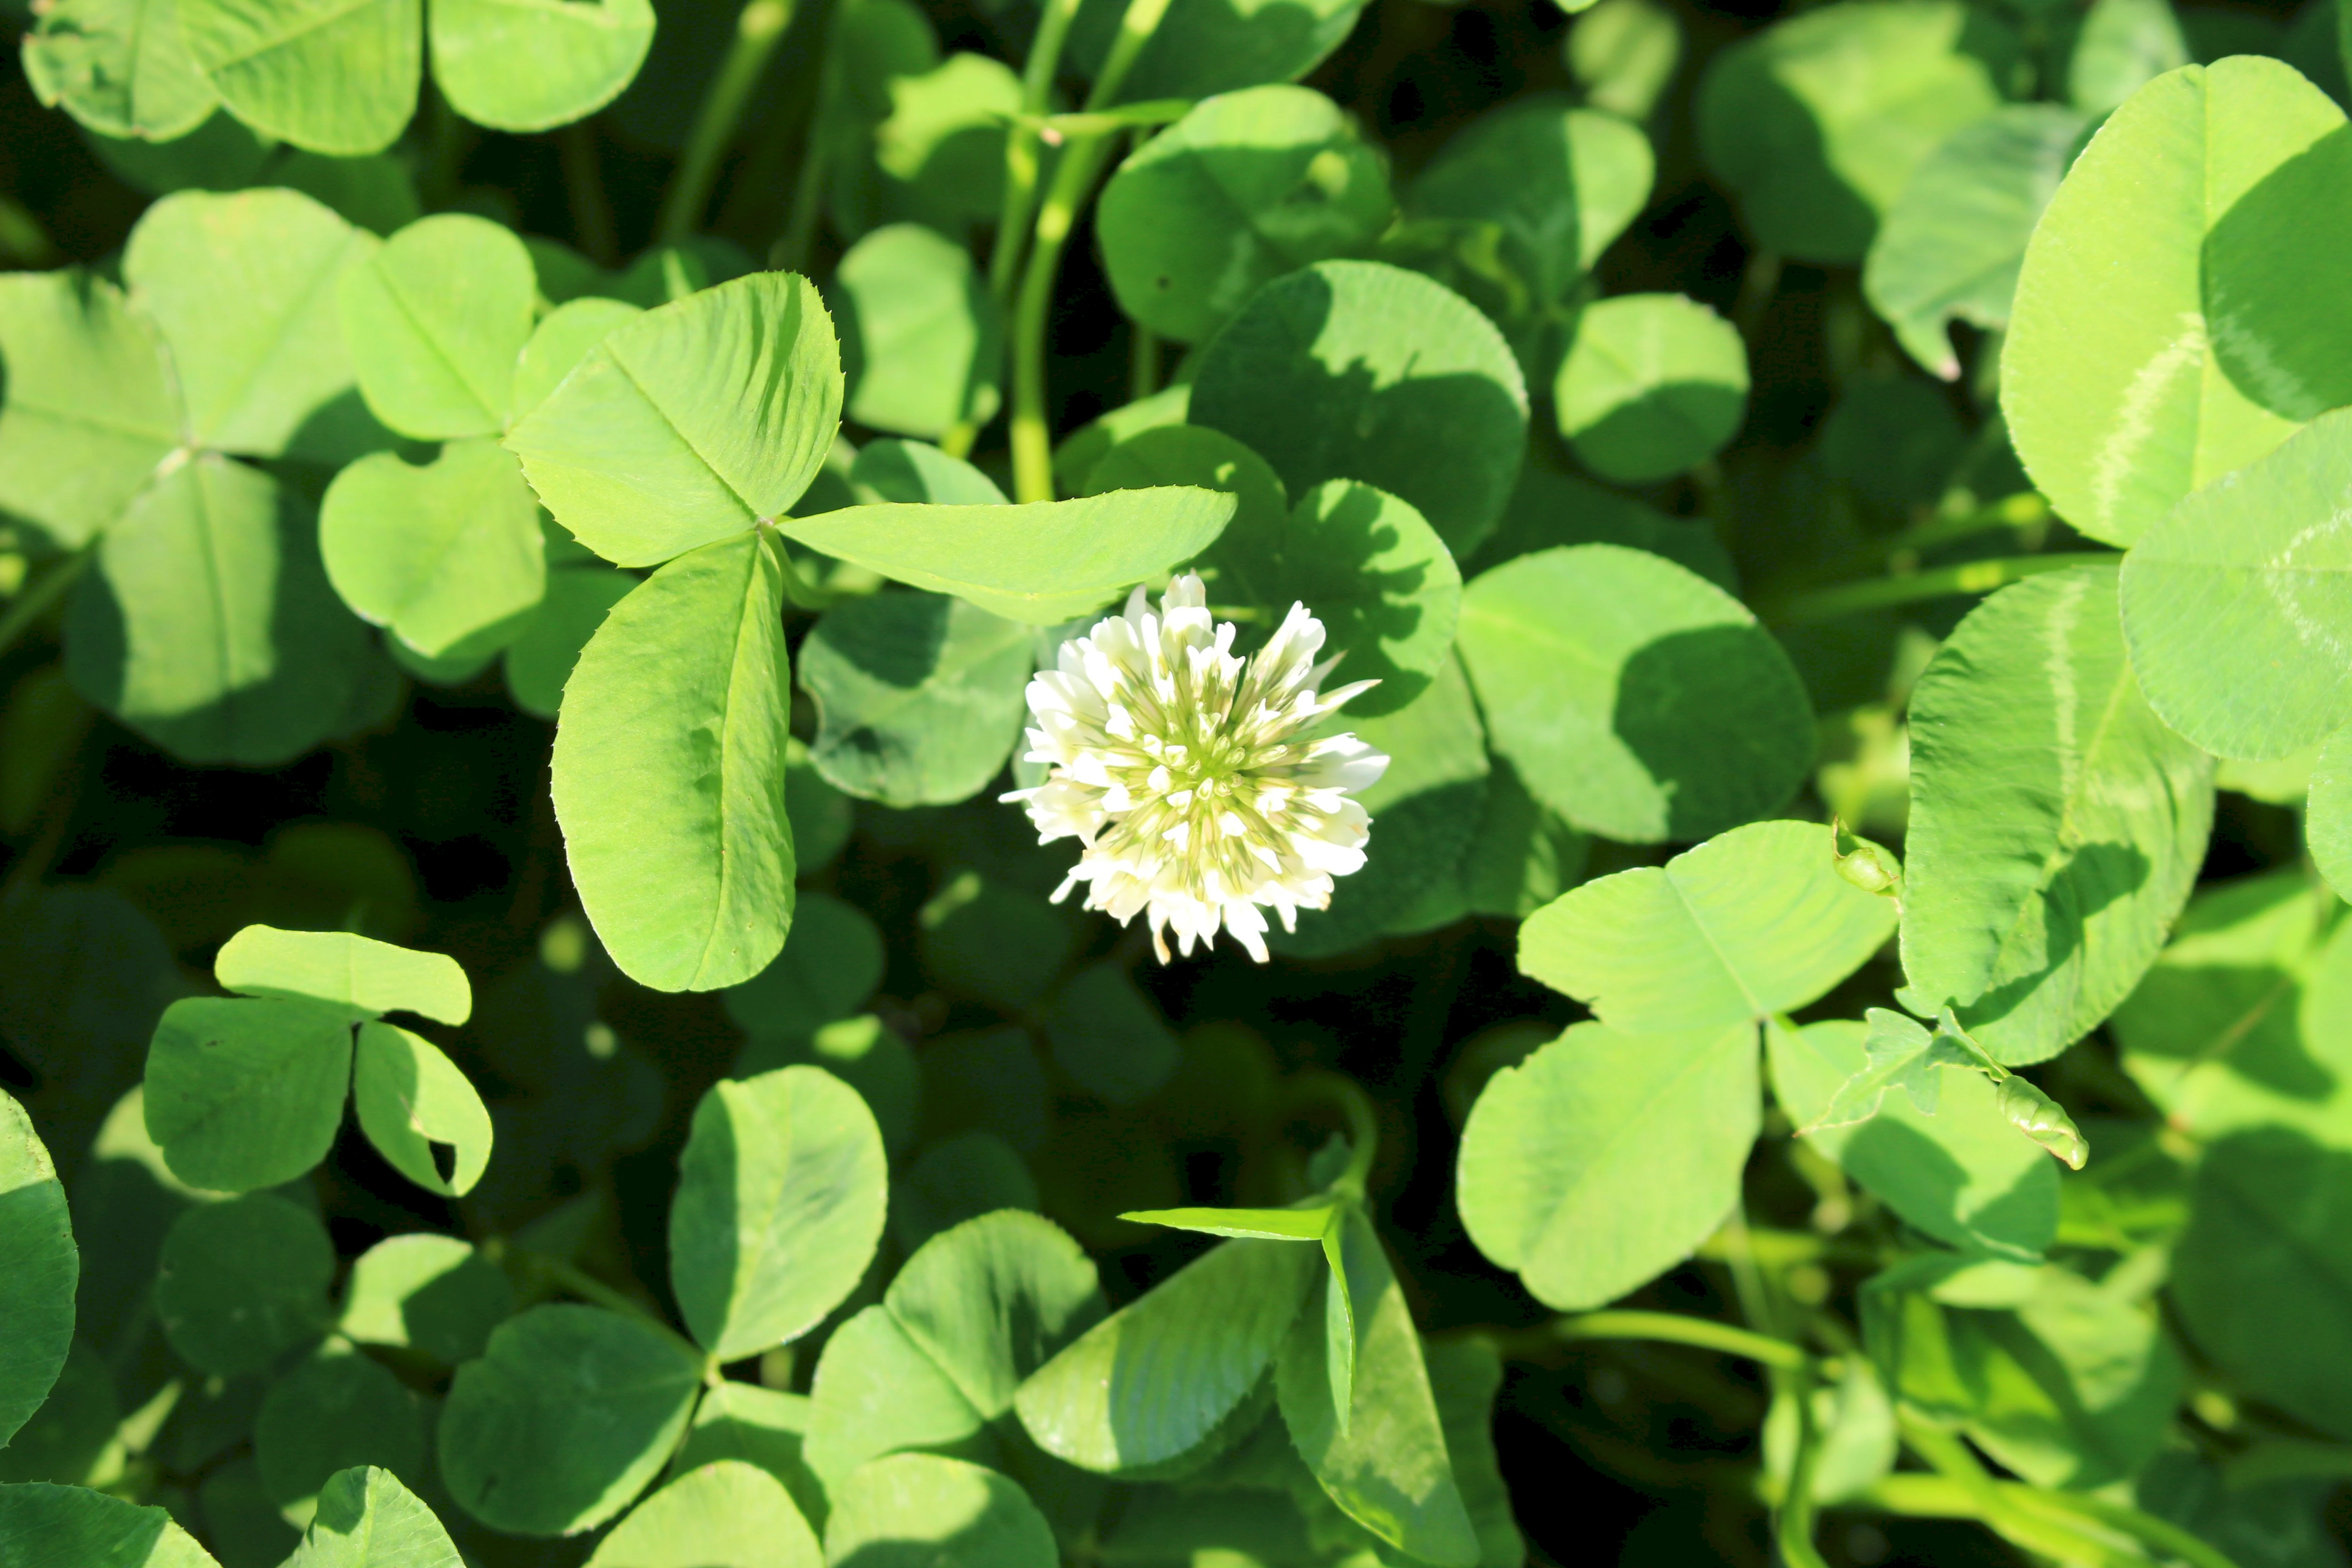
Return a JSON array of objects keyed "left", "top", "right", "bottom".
[
  {"left": 1547, "top": 1309, "right": 1811, "bottom": 1371},
  {"left": 1764, "top": 551, "right": 2117, "bottom": 625},
  {"left": 658, "top": 0, "right": 799, "bottom": 244}
]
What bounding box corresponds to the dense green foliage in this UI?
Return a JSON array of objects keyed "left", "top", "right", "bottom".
[{"left": 2, "top": 0, "right": 2351, "bottom": 1564}]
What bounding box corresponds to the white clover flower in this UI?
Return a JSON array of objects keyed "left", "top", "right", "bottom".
[{"left": 1002, "top": 573, "right": 1389, "bottom": 963}]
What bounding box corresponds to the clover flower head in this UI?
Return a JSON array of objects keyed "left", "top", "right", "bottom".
[{"left": 1002, "top": 573, "right": 1389, "bottom": 963}]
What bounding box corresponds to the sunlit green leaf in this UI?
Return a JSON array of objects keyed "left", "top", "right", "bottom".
[
  {"left": 352, "top": 1021, "right": 493, "bottom": 1197},
  {"left": 1015, "top": 1236, "right": 1318, "bottom": 1475},
  {"left": 1866, "top": 1258, "right": 2184, "bottom": 1488},
  {"left": 2004, "top": 57, "right": 2344, "bottom": 545},
  {"left": 833, "top": 223, "right": 1001, "bottom": 439},
  {"left": 338, "top": 214, "right": 536, "bottom": 440},
  {"left": 1122, "top": 1203, "right": 1338, "bottom": 1243},
  {"left": 23, "top": 0, "right": 216, "bottom": 142},
  {"left": 1810, "top": 1008, "right": 1980, "bottom": 1127},
  {"left": 2070, "top": 0, "right": 2188, "bottom": 114},
  {"left": 322, "top": 440, "right": 544, "bottom": 658},
  {"left": 507, "top": 272, "right": 841, "bottom": 567},
  {"left": 2310, "top": 727, "right": 2352, "bottom": 900},
  {"left": 551, "top": 530, "right": 796, "bottom": 993},
  {"left": 1519, "top": 819, "right": 1893, "bottom": 1031},
  {"left": 1459, "top": 544, "right": 1813, "bottom": 843},
  {"left": 670, "top": 1065, "right": 889, "bottom": 1361},
  {"left": 2120, "top": 409, "right": 2352, "bottom": 760},
  {"left": 1865, "top": 105, "right": 2085, "bottom": 379},
  {"left": 2112, "top": 868, "right": 2352, "bottom": 1149},
  {"left": 671, "top": 1384, "right": 828, "bottom": 1532},
  {"left": 1276, "top": 1208, "right": 1476, "bottom": 1567},
  {"left": 66, "top": 453, "right": 374, "bottom": 766},
  {"left": 586, "top": 1460, "right": 819, "bottom": 1568},
  {"left": 429, "top": 0, "right": 654, "bottom": 133},
  {"left": 778, "top": 488, "right": 1235, "bottom": 624},
  {"left": 0, "top": 270, "right": 178, "bottom": 550},
  {"left": 1457, "top": 1020, "right": 1759, "bottom": 1311},
  {"left": 1903, "top": 567, "right": 2214, "bottom": 1063},
  {"left": 846, "top": 438, "right": 1005, "bottom": 506},
  {"left": 179, "top": 0, "right": 421, "bottom": 156},
  {"left": 1553, "top": 293, "right": 1747, "bottom": 483},
  {"left": 123, "top": 187, "right": 378, "bottom": 460},
  {"left": 0, "top": 1484, "right": 220, "bottom": 1567},
  {"left": 284, "top": 1466, "right": 461, "bottom": 1568},
  {"left": 1568, "top": 0, "right": 1681, "bottom": 118},
  {"left": 1067, "top": 0, "right": 1367, "bottom": 104},
  {"left": 807, "top": 1209, "right": 1102, "bottom": 1480},
  {"left": 215, "top": 924, "right": 469, "bottom": 1023},
  {"left": 821, "top": 1453, "right": 1055, "bottom": 1568},
  {"left": 337, "top": 1234, "right": 512, "bottom": 1365}
]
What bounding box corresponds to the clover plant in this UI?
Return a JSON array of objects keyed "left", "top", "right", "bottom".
[{"left": 2, "top": 0, "right": 2350, "bottom": 1564}]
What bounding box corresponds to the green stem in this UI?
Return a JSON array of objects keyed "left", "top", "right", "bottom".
[
  {"left": 765, "top": 529, "right": 842, "bottom": 610},
  {"left": 1855, "top": 1475, "right": 2145, "bottom": 1568},
  {"left": 1288, "top": 1069, "right": 1378, "bottom": 1196},
  {"left": 1733, "top": 247, "right": 1782, "bottom": 334},
  {"left": 1130, "top": 320, "right": 1161, "bottom": 402},
  {"left": 987, "top": 0, "right": 1085, "bottom": 304},
  {"left": 1774, "top": 1360, "right": 1831, "bottom": 1568},
  {"left": 773, "top": 0, "right": 845, "bottom": 275},
  {"left": 1085, "top": 0, "right": 1176, "bottom": 111},
  {"left": 1549, "top": 1310, "right": 1811, "bottom": 1370},
  {"left": 559, "top": 121, "right": 618, "bottom": 268},
  {"left": 1899, "top": 1415, "right": 2147, "bottom": 1567},
  {"left": 0, "top": 544, "right": 93, "bottom": 660},
  {"left": 1005, "top": 0, "right": 1177, "bottom": 500},
  {"left": 421, "top": 81, "right": 475, "bottom": 211},
  {"left": 1016, "top": 99, "right": 1192, "bottom": 138},
  {"left": 1715, "top": 1204, "right": 1783, "bottom": 1340},
  {"left": 1008, "top": 135, "right": 1117, "bottom": 500},
  {"left": 2017, "top": 1490, "right": 2244, "bottom": 1568},
  {"left": 1860, "top": 1467, "right": 2239, "bottom": 1568},
  {"left": 1764, "top": 552, "right": 2116, "bottom": 626},
  {"left": 1888, "top": 491, "right": 2050, "bottom": 560},
  {"left": 659, "top": 0, "right": 798, "bottom": 245}
]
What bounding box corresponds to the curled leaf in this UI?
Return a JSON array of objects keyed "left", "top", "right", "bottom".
[
  {"left": 1995, "top": 1076, "right": 2088, "bottom": 1170},
  {"left": 1831, "top": 819, "right": 1903, "bottom": 898}
]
